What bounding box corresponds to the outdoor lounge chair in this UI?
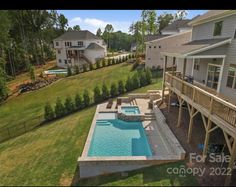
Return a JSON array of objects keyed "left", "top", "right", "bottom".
[{"left": 106, "top": 99, "right": 113, "bottom": 109}]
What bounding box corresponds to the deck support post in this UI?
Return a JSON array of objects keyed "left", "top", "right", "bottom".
[
  {"left": 224, "top": 138, "right": 236, "bottom": 186},
  {"left": 187, "top": 106, "right": 195, "bottom": 143},
  {"left": 168, "top": 89, "right": 171, "bottom": 112},
  {"left": 177, "top": 98, "right": 184, "bottom": 127},
  {"left": 162, "top": 56, "right": 167, "bottom": 102},
  {"left": 202, "top": 119, "right": 212, "bottom": 162}
]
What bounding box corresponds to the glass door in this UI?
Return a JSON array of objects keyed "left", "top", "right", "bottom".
[{"left": 206, "top": 64, "right": 221, "bottom": 90}]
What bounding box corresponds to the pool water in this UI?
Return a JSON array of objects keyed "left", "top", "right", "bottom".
[
  {"left": 44, "top": 69, "right": 67, "bottom": 74},
  {"left": 88, "top": 119, "right": 152, "bottom": 156},
  {"left": 121, "top": 106, "right": 140, "bottom": 115}
]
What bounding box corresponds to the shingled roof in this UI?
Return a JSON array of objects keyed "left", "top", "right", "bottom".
[
  {"left": 86, "top": 43, "right": 104, "bottom": 50},
  {"left": 161, "top": 19, "right": 191, "bottom": 33},
  {"left": 144, "top": 34, "right": 170, "bottom": 42},
  {"left": 54, "top": 30, "right": 101, "bottom": 40}
]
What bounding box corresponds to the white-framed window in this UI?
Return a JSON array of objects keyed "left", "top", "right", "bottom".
[
  {"left": 55, "top": 42, "right": 59, "bottom": 46},
  {"left": 65, "top": 42, "right": 71, "bottom": 47},
  {"left": 213, "top": 21, "right": 223, "bottom": 36},
  {"left": 64, "top": 59, "right": 67, "bottom": 64},
  {"left": 58, "top": 59, "right": 62, "bottom": 63},
  {"left": 194, "top": 59, "right": 200, "bottom": 71},
  {"left": 58, "top": 49, "right": 61, "bottom": 54},
  {"left": 226, "top": 64, "right": 236, "bottom": 89},
  {"left": 78, "top": 41, "right": 83, "bottom": 46}
]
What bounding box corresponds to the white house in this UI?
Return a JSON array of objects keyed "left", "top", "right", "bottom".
[{"left": 53, "top": 30, "right": 107, "bottom": 68}]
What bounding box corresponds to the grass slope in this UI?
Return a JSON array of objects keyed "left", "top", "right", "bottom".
[{"left": 0, "top": 63, "right": 137, "bottom": 129}]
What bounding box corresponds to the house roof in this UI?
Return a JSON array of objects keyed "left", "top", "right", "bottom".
[
  {"left": 188, "top": 10, "right": 236, "bottom": 26},
  {"left": 161, "top": 19, "right": 191, "bottom": 33},
  {"left": 86, "top": 43, "right": 104, "bottom": 50},
  {"left": 144, "top": 34, "right": 170, "bottom": 42},
  {"left": 54, "top": 30, "right": 101, "bottom": 40},
  {"left": 161, "top": 37, "right": 231, "bottom": 57}
]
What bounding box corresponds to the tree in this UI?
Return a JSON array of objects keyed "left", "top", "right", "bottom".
[
  {"left": 145, "top": 68, "right": 152, "bottom": 84},
  {"left": 174, "top": 10, "right": 188, "bottom": 20},
  {"left": 55, "top": 97, "right": 65, "bottom": 118},
  {"left": 102, "top": 59, "right": 106, "bottom": 67},
  {"left": 112, "top": 58, "right": 115, "bottom": 65},
  {"left": 75, "top": 65, "right": 79, "bottom": 74},
  {"left": 89, "top": 63, "right": 94, "bottom": 71},
  {"left": 104, "top": 24, "right": 114, "bottom": 50},
  {"left": 75, "top": 93, "right": 83, "bottom": 109},
  {"left": 93, "top": 85, "right": 102, "bottom": 103},
  {"left": 156, "top": 13, "right": 174, "bottom": 33},
  {"left": 29, "top": 65, "right": 36, "bottom": 82},
  {"left": 83, "top": 89, "right": 90, "bottom": 107},
  {"left": 129, "top": 21, "right": 142, "bottom": 52},
  {"left": 131, "top": 73, "right": 140, "bottom": 89},
  {"left": 125, "top": 76, "right": 132, "bottom": 91},
  {"left": 64, "top": 96, "right": 75, "bottom": 114},
  {"left": 139, "top": 70, "right": 148, "bottom": 86},
  {"left": 102, "top": 82, "right": 110, "bottom": 100},
  {"left": 141, "top": 10, "right": 157, "bottom": 34},
  {"left": 44, "top": 102, "right": 55, "bottom": 121},
  {"left": 118, "top": 80, "right": 125, "bottom": 94},
  {"left": 96, "top": 28, "right": 102, "bottom": 36},
  {"left": 96, "top": 60, "right": 101, "bottom": 69},
  {"left": 73, "top": 25, "right": 81, "bottom": 31},
  {"left": 67, "top": 66, "right": 72, "bottom": 76},
  {"left": 110, "top": 82, "right": 118, "bottom": 97},
  {"left": 0, "top": 64, "right": 8, "bottom": 102},
  {"left": 82, "top": 64, "right": 88, "bottom": 72}
]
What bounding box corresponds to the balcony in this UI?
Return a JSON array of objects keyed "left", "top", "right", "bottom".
[{"left": 165, "top": 71, "right": 236, "bottom": 133}]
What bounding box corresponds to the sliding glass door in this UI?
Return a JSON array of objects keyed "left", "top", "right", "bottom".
[{"left": 206, "top": 64, "right": 221, "bottom": 90}]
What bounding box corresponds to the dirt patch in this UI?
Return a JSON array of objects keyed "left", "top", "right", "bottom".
[{"left": 59, "top": 172, "right": 73, "bottom": 186}]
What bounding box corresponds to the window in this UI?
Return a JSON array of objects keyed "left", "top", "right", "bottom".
[
  {"left": 58, "top": 59, "right": 62, "bottom": 63},
  {"left": 194, "top": 59, "right": 200, "bottom": 71},
  {"left": 78, "top": 41, "right": 83, "bottom": 46},
  {"left": 55, "top": 42, "right": 59, "bottom": 46},
  {"left": 226, "top": 64, "right": 236, "bottom": 89},
  {"left": 159, "top": 46, "right": 161, "bottom": 49},
  {"left": 149, "top": 46, "right": 151, "bottom": 49},
  {"left": 65, "top": 42, "right": 71, "bottom": 47},
  {"left": 148, "top": 58, "right": 151, "bottom": 60},
  {"left": 64, "top": 60, "right": 67, "bottom": 64},
  {"left": 154, "top": 46, "right": 156, "bottom": 48},
  {"left": 213, "top": 21, "right": 223, "bottom": 36},
  {"left": 58, "top": 49, "right": 61, "bottom": 54}
]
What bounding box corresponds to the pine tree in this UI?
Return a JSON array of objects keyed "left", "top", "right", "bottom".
[
  {"left": 67, "top": 66, "right": 72, "bottom": 76},
  {"left": 55, "top": 97, "right": 65, "bottom": 118},
  {"left": 112, "top": 58, "right": 115, "bottom": 65},
  {"left": 102, "top": 82, "right": 110, "bottom": 100},
  {"left": 139, "top": 70, "right": 148, "bottom": 86},
  {"left": 75, "top": 93, "right": 83, "bottom": 109},
  {"left": 89, "top": 63, "right": 94, "bottom": 71},
  {"left": 110, "top": 82, "right": 118, "bottom": 97},
  {"left": 93, "top": 85, "right": 102, "bottom": 103},
  {"left": 29, "top": 65, "right": 36, "bottom": 82},
  {"left": 83, "top": 89, "right": 90, "bottom": 107},
  {"left": 102, "top": 59, "right": 106, "bottom": 67},
  {"left": 146, "top": 68, "right": 152, "bottom": 84},
  {"left": 132, "top": 73, "right": 140, "bottom": 89},
  {"left": 82, "top": 64, "right": 87, "bottom": 72},
  {"left": 44, "top": 102, "right": 55, "bottom": 121},
  {"left": 118, "top": 80, "right": 125, "bottom": 94},
  {"left": 64, "top": 96, "right": 75, "bottom": 114}
]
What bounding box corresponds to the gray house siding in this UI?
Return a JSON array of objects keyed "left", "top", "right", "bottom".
[
  {"left": 191, "top": 45, "right": 229, "bottom": 56},
  {"left": 192, "top": 14, "right": 236, "bottom": 40},
  {"left": 219, "top": 40, "right": 236, "bottom": 102},
  {"left": 193, "top": 59, "right": 209, "bottom": 84}
]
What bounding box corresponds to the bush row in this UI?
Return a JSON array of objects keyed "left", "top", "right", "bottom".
[
  {"left": 67, "top": 53, "right": 136, "bottom": 77},
  {"left": 44, "top": 68, "right": 152, "bottom": 121}
]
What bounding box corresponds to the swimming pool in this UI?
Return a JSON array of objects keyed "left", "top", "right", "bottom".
[
  {"left": 88, "top": 119, "right": 152, "bottom": 157},
  {"left": 44, "top": 69, "right": 67, "bottom": 74},
  {"left": 121, "top": 106, "right": 140, "bottom": 115}
]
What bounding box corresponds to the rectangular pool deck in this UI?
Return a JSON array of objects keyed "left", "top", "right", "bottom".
[{"left": 78, "top": 92, "right": 186, "bottom": 178}]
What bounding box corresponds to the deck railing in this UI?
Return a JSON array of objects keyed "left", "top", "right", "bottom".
[{"left": 165, "top": 72, "right": 236, "bottom": 128}]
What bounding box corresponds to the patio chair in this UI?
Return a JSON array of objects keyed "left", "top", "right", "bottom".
[{"left": 106, "top": 99, "right": 113, "bottom": 109}]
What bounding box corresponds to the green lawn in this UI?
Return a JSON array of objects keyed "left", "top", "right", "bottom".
[
  {"left": 0, "top": 80, "right": 198, "bottom": 186},
  {"left": 0, "top": 63, "right": 143, "bottom": 130}
]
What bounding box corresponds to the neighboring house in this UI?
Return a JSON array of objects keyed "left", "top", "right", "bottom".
[
  {"left": 161, "top": 10, "right": 236, "bottom": 102},
  {"left": 145, "top": 19, "right": 193, "bottom": 69},
  {"left": 53, "top": 30, "right": 107, "bottom": 68}
]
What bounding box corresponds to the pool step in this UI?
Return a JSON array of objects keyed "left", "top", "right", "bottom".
[
  {"left": 144, "top": 113, "right": 156, "bottom": 121},
  {"left": 96, "top": 121, "right": 111, "bottom": 126}
]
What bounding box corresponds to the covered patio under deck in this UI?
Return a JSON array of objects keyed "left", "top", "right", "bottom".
[{"left": 161, "top": 37, "right": 236, "bottom": 186}]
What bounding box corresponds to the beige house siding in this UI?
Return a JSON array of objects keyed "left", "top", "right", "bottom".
[
  {"left": 192, "top": 14, "right": 236, "bottom": 40},
  {"left": 145, "top": 31, "right": 192, "bottom": 69}
]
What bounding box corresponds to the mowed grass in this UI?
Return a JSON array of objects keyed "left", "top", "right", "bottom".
[
  {"left": 0, "top": 63, "right": 140, "bottom": 129},
  {"left": 0, "top": 78, "right": 163, "bottom": 186}
]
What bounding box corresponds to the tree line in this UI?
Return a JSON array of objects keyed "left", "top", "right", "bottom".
[{"left": 44, "top": 68, "right": 152, "bottom": 121}]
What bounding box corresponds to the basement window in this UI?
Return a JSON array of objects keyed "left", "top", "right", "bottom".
[
  {"left": 213, "top": 21, "right": 223, "bottom": 36},
  {"left": 226, "top": 64, "right": 236, "bottom": 89}
]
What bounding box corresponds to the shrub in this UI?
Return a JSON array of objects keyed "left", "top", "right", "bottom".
[
  {"left": 146, "top": 68, "right": 152, "bottom": 84},
  {"left": 93, "top": 85, "right": 102, "bottom": 103},
  {"left": 118, "top": 80, "right": 125, "bottom": 94},
  {"left": 122, "top": 56, "right": 125, "bottom": 62},
  {"left": 102, "top": 82, "right": 110, "bottom": 100},
  {"left": 29, "top": 65, "right": 36, "bottom": 82},
  {"left": 131, "top": 73, "right": 140, "bottom": 89},
  {"left": 128, "top": 54, "right": 131, "bottom": 59},
  {"left": 118, "top": 57, "right": 122, "bottom": 63},
  {"left": 110, "top": 82, "right": 118, "bottom": 97},
  {"left": 82, "top": 64, "right": 88, "bottom": 72},
  {"left": 125, "top": 55, "right": 128, "bottom": 61},
  {"left": 64, "top": 96, "right": 75, "bottom": 114},
  {"left": 96, "top": 60, "right": 101, "bottom": 69},
  {"left": 112, "top": 58, "right": 115, "bottom": 65},
  {"left": 139, "top": 70, "right": 148, "bottom": 86},
  {"left": 75, "top": 65, "right": 79, "bottom": 74},
  {"left": 102, "top": 59, "right": 106, "bottom": 67},
  {"left": 55, "top": 97, "right": 65, "bottom": 118},
  {"left": 107, "top": 58, "right": 111, "bottom": 66},
  {"left": 125, "top": 76, "right": 132, "bottom": 92},
  {"left": 67, "top": 66, "right": 72, "bottom": 76},
  {"left": 44, "top": 102, "right": 55, "bottom": 121},
  {"left": 83, "top": 89, "right": 90, "bottom": 107},
  {"left": 75, "top": 93, "right": 83, "bottom": 110},
  {"left": 89, "top": 63, "right": 94, "bottom": 71},
  {"left": 0, "top": 67, "right": 8, "bottom": 102}
]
